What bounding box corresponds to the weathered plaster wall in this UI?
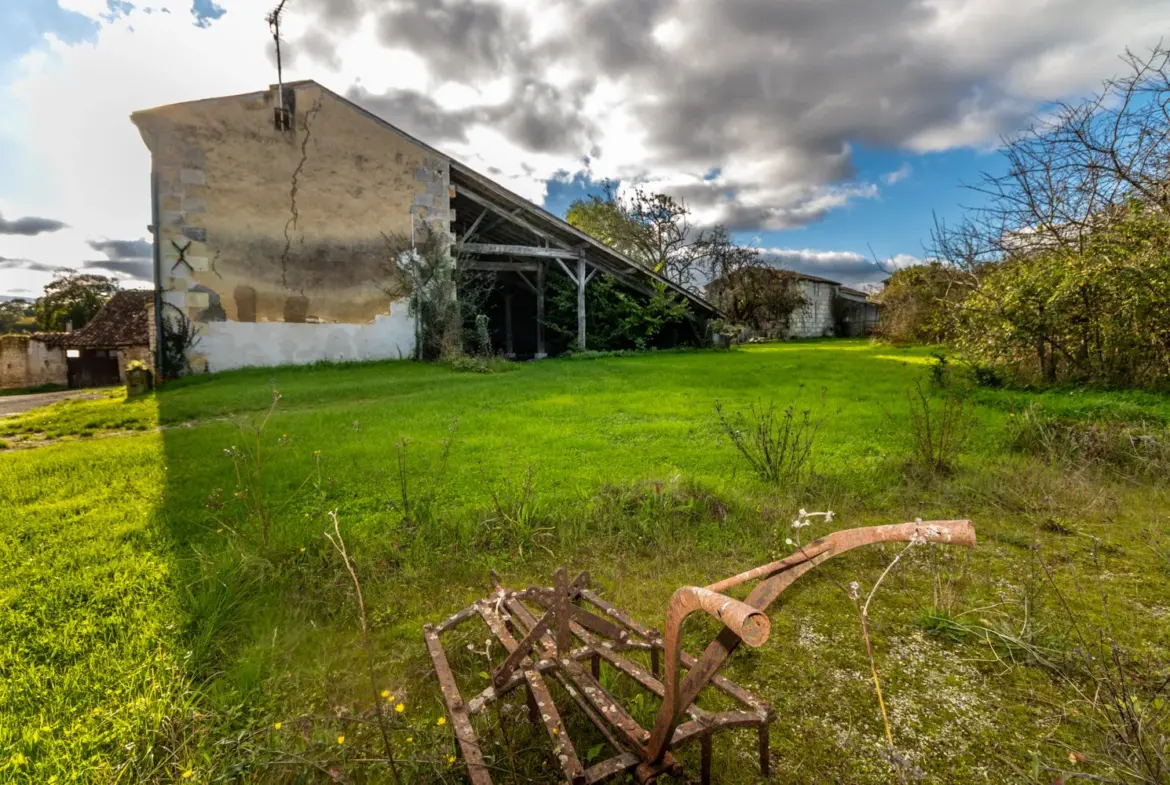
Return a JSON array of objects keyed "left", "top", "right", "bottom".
[
  {"left": 789, "top": 280, "right": 837, "bottom": 338},
  {"left": 0, "top": 336, "right": 67, "bottom": 389},
  {"left": 133, "top": 82, "right": 448, "bottom": 372}
]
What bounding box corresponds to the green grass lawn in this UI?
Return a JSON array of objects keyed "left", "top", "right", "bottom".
[{"left": 2, "top": 341, "right": 1168, "bottom": 784}]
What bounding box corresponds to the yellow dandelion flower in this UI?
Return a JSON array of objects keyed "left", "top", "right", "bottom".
[
  {"left": 448, "top": 755, "right": 456, "bottom": 764},
  {"left": 273, "top": 722, "right": 281, "bottom": 730},
  {"left": 337, "top": 735, "right": 345, "bottom": 745},
  {"left": 436, "top": 716, "right": 446, "bottom": 726},
  {"left": 406, "top": 737, "right": 413, "bottom": 743},
  {"left": 381, "top": 690, "right": 390, "bottom": 699},
  {"left": 299, "top": 547, "right": 306, "bottom": 553},
  {"left": 182, "top": 770, "right": 193, "bottom": 780},
  {"left": 395, "top": 703, "right": 405, "bottom": 713}
]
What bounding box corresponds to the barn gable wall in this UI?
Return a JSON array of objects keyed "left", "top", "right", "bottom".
[{"left": 133, "top": 83, "right": 449, "bottom": 372}]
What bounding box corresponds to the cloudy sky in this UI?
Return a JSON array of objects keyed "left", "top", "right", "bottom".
[{"left": 0, "top": 0, "right": 1165, "bottom": 298}]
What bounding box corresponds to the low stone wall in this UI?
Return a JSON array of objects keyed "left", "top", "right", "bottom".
[{"left": 0, "top": 335, "right": 68, "bottom": 389}]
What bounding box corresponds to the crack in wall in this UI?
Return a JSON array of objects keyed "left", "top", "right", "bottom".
[{"left": 281, "top": 96, "right": 323, "bottom": 289}]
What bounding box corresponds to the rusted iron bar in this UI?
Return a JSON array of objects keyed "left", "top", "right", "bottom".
[
  {"left": 492, "top": 607, "right": 553, "bottom": 688},
  {"left": 646, "top": 587, "right": 771, "bottom": 762},
  {"left": 423, "top": 624, "right": 492, "bottom": 784}
]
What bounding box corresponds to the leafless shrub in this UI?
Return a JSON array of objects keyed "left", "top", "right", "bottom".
[
  {"left": 714, "top": 388, "right": 829, "bottom": 485},
  {"left": 895, "top": 380, "right": 975, "bottom": 475}
]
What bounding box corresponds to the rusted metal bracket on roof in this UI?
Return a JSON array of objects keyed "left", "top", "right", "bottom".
[{"left": 424, "top": 519, "right": 976, "bottom": 784}]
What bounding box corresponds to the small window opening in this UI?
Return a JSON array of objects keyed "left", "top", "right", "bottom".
[
  {"left": 274, "top": 86, "right": 295, "bottom": 131},
  {"left": 67, "top": 349, "right": 80, "bottom": 358}
]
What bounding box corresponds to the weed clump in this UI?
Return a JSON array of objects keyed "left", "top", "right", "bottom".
[{"left": 714, "top": 388, "right": 829, "bottom": 486}]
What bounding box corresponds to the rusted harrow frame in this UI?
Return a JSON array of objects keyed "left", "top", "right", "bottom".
[{"left": 424, "top": 519, "right": 976, "bottom": 784}]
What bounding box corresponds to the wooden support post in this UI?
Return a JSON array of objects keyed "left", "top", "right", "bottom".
[
  {"left": 701, "top": 734, "right": 712, "bottom": 785},
  {"left": 536, "top": 261, "right": 547, "bottom": 359},
  {"left": 576, "top": 248, "right": 587, "bottom": 351},
  {"left": 504, "top": 289, "right": 515, "bottom": 358}
]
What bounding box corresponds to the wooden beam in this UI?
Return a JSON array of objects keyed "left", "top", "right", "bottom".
[
  {"left": 458, "top": 242, "right": 576, "bottom": 259},
  {"left": 555, "top": 257, "right": 578, "bottom": 283},
  {"left": 577, "top": 248, "right": 587, "bottom": 350},
  {"left": 460, "top": 260, "right": 541, "bottom": 272},
  {"left": 459, "top": 208, "right": 488, "bottom": 243},
  {"left": 515, "top": 271, "right": 538, "bottom": 294},
  {"left": 504, "top": 290, "right": 515, "bottom": 358},
  {"left": 455, "top": 185, "right": 566, "bottom": 248},
  {"left": 536, "top": 261, "right": 547, "bottom": 359}
]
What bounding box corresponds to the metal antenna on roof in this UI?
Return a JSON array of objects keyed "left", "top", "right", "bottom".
[{"left": 266, "top": 0, "right": 289, "bottom": 129}]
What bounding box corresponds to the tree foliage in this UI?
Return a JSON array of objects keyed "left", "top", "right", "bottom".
[
  {"left": 888, "top": 44, "right": 1170, "bottom": 388},
  {"left": 545, "top": 273, "right": 690, "bottom": 351},
  {"left": 0, "top": 299, "right": 36, "bottom": 334},
  {"left": 874, "top": 263, "right": 973, "bottom": 345},
  {"left": 706, "top": 266, "right": 806, "bottom": 337},
  {"left": 566, "top": 182, "right": 756, "bottom": 290},
  {"left": 33, "top": 270, "right": 118, "bottom": 332}
]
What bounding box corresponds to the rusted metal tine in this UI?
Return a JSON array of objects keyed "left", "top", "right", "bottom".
[
  {"left": 433, "top": 604, "right": 481, "bottom": 634},
  {"left": 552, "top": 671, "right": 625, "bottom": 752},
  {"left": 584, "top": 753, "right": 642, "bottom": 784},
  {"left": 580, "top": 589, "right": 660, "bottom": 642},
  {"left": 479, "top": 600, "right": 586, "bottom": 784},
  {"left": 526, "top": 589, "right": 633, "bottom": 642},
  {"left": 679, "top": 651, "right": 770, "bottom": 716},
  {"left": 503, "top": 591, "right": 653, "bottom": 752},
  {"left": 524, "top": 669, "right": 586, "bottom": 784},
  {"left": 555, "top": 568, "right": 573, "bottom": 655},
  {"left": 579, "top": 589, "right": 663, "bottom": 673},
  {"left": 423, "top": 624, "right": 491, "bottom": 784},
  {"left": 491, "top": 607, "right": 554, "bottom": 688}
]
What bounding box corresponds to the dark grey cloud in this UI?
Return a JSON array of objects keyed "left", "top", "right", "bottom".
[
  {"left": 82, "top": 259, "right": 154, "bottom": 281},
  {"left": 0, "top": 212, "right": 68, "bottom": 236},
  {"left": 759, "top": 249, "right": 919, "bottom": 287},
  {"left": 81, "top": 236, "right": 154, "bottom": 283},
  {"left": 348, "top": 79, "right": 596, "bottom": 157},
  {"left": 293, "top": 0, "right": 1164, "bottom": 231},
  {"left": 0, "top": 257, "right": 61, "bottom": 272},
  {"left": 87, "top": 238, "right": 152, "bottom": 260}
]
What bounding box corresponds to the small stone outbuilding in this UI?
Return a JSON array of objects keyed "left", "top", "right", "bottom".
[
  {"left": 0, "top": 333, "right": 69, "bottom": 390},
  {"left": 62, "top": 290, "right": 156, "bottom": 388}
]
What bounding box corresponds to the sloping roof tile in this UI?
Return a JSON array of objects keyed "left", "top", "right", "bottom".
[{"left": 66, "top": 290, "right": 152, "bottom": 348}]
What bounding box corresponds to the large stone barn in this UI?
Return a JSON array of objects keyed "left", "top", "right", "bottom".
[{"left": 130, "top": 81, "right": 719, "bottom": 373}]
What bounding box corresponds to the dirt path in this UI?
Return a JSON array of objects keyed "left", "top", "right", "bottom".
[{"left": 0, "top": 390, "right": 101, "bottom": 417}]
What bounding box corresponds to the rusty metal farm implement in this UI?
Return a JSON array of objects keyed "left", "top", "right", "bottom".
[{"left": 424, "top": 519, "right": 976, "bottom": 783}]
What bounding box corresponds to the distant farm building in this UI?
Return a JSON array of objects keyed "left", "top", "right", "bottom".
[
  {"left": 0, "top": 291, "right": 154, "bottom": 390},
  {"left": 707, "top": 268, "right": 881, "bottom": 340}
]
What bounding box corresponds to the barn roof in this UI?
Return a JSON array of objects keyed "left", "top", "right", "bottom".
[
  {"left": 66, "top": 290, "right": 152, "bottom": 348},
  {"left": 134, "top": 80, "right": 722, "bottom": 318}
]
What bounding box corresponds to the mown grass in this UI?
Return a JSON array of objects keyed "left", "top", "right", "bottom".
[{"left": 2, "top": 340, "right": 1168, "bottom": 783}]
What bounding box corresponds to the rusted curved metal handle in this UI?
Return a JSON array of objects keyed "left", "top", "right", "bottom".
[
  {"left": 649, "top": 587, "right": 769, "bottom": 762},
  {"left": 645, "top": 519, "right": 976, "bottom": 763}
]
